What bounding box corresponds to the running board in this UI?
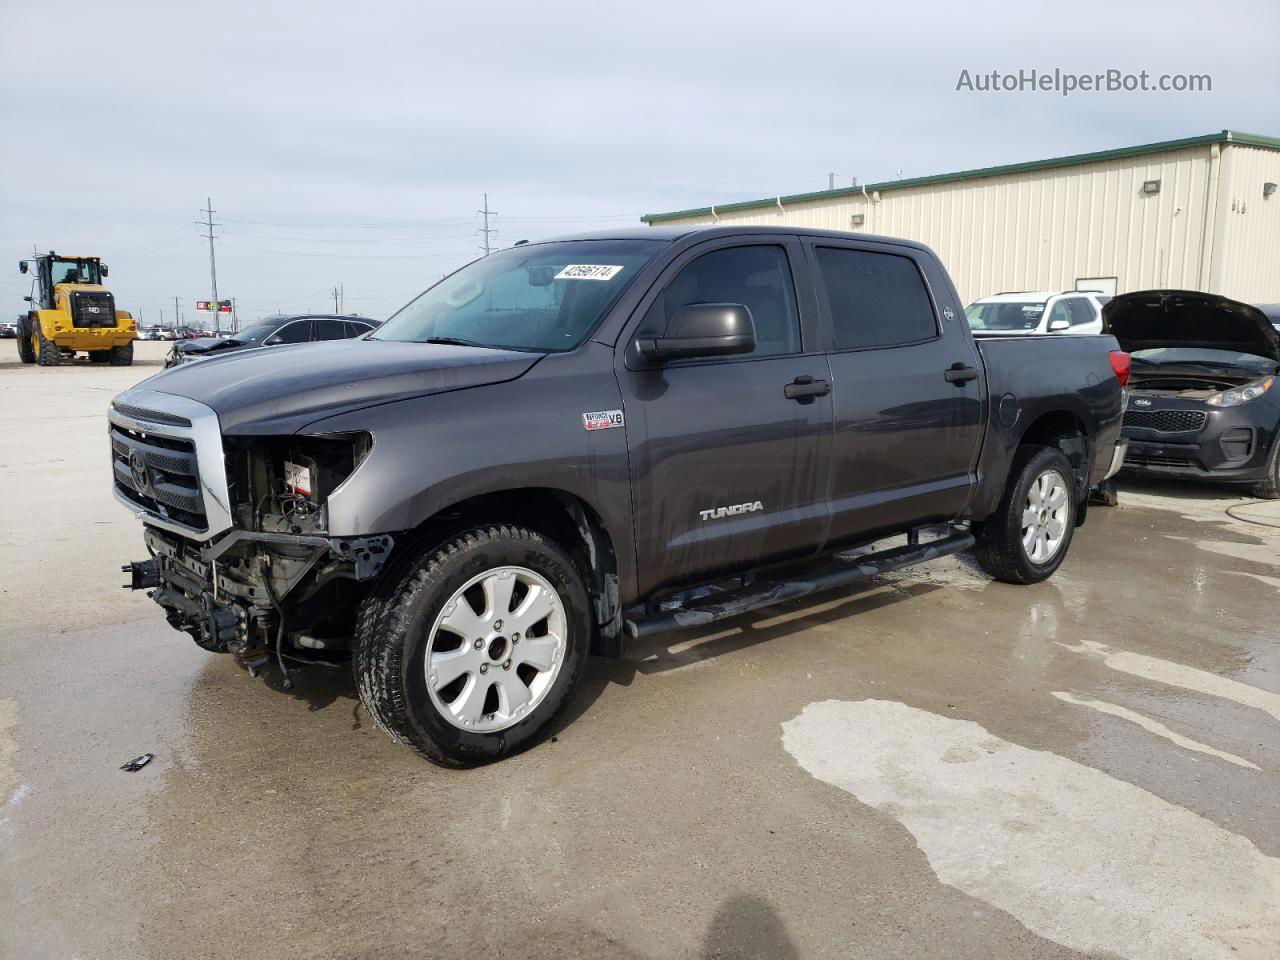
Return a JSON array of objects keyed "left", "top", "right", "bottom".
[{"left": 624, "top": 527, "right": 974, "bottom": 640}]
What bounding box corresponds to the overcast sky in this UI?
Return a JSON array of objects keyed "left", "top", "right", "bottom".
[{"left": 1, "top": 0, "right": 1276, "bottom": 326}]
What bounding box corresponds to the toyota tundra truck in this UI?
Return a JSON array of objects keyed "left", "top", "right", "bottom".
[{"left": 110, "top": 226, "right": 1128, "bottom": 765}]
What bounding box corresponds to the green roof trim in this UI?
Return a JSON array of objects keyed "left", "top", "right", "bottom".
[{"left": 641, "top": 130, "right": 1280, "bottom": 223}]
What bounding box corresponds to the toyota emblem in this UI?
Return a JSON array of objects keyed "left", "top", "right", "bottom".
[{"left": 128, "top": 450, "right": 149, "bottom": 491}]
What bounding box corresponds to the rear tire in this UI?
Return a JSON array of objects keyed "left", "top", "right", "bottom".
[
  {"left": 354, "top": 524, "right": 591, "bottom": 766},
  {"left": 17, "top": 319, "right": 35, "bottom": 364},
  {"left": 1253, "top": 439, "right": 1280, "bottom": 500},
  {"left": 974, "top": 445, "right": 1077, "bottom": 584},
  {"left": 108, "top": 341, "right": 134, "bottom": 366},
  {"left": 36, "top": 327, "right": 61, "bottom": 366}
]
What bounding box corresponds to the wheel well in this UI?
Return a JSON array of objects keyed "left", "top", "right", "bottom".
[
  {"left": 1017, "top": 410, "right": 1091, "bottom": 507},
  {"left": 402, "top": 488, "right": 623, "bottom": 657}
]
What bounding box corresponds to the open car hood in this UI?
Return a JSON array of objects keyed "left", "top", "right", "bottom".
[
  {"left": 175, "top": 337, "right": 242, "bottom": 354},
  {"left": 1103, "top": 290, "right": 1280, "bottom": 362}
]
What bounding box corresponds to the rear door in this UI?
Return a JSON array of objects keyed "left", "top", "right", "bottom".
[
  {"left": 616, "top": 236, "right": 832, "bottom": 597},
  {"left": 806, "top": 240, "right": 986, "bottom": 545}
]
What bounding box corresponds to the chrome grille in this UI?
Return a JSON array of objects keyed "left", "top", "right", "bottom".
[
  {"left": 107, "top": 388, "right": 233, "bottom": 539},
  {"left": 111, "top": 425, "right": 206, "bottom": 528},
  {"left": 1123, "top": 408, "right": 1208, "bottom": 434}
]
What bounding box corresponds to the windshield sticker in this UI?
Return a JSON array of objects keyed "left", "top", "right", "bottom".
[{"left": 556, "top": 264, "right": 624, "bottom": 282}]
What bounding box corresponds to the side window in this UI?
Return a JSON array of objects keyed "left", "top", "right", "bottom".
[
  {"left": 314, "top": 318, "right": 348, "bottom": 341},
  {"left": 1047, "top": 300, "right": 1072, "bottom": 328},
  {"left": 1068, "top": 299, "right": 1096, "bottom": 326},
  {"left": 658, "top": 245, "right": 800, "bottom": 357},
  {"left": 815, "top": 248, "right": 938, "bottom": 350},
  {"left": 267, "top": 319, "right": 310, "bottom": 345},
  {"left": 345, "top": 321, "right": 373, "bottom": 337}
]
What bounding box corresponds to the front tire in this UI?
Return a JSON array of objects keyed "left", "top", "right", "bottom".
[
  {"left": 974, "top": 446, "right": 1077, "bottom": 584},
  {"left": 36, "top": 327, "right": 61, "bottom": 366},
  {"left": 1089, "top": 476, "right": 1119, "bottom": 507},
  {"left": 354, "top": 524, "right": 591, "bottom": 766},
  {"left": 1253, "top": 438, "right": 1280, "bottom": 500}
]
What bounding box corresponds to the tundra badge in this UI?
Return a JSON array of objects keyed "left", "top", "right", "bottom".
[{"left": 699, "top": 501, "right": 764, "bottom": 521}]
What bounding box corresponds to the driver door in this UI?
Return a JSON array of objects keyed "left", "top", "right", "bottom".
[{"left": 616, "top": 237, "right": 832, "bottom": 597}]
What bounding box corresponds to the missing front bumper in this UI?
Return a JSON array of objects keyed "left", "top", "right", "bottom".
[{"left": 126, "top": 525, "right": 394, "bottom": 653}]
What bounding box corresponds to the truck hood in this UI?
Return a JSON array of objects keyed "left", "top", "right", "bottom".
[
  {"left": 1103, "top": 290, "right": 1280, "bottom": 361},
  {"left": 142, "top": 338, "right": 544, "bottom": 434}
]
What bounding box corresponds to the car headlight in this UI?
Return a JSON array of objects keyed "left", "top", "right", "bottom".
[{"left": 1205, "top": 376, "right": 1273, "bottom": 407}]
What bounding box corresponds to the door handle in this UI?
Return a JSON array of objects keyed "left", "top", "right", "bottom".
[
  {"left": 784, "top": 375, "right": 831, "bottom": 402},
  {"left": 944, "top": 363, "right": 979, "bottom": 385}
]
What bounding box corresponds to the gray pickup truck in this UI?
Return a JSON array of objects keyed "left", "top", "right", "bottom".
[{"left": 111, "top": 226, "right": 1127, "bottom": 765}]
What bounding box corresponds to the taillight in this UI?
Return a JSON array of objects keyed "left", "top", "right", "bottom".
[{"left": 1109, "top": 350, "right": 1131, "bottom": 387}]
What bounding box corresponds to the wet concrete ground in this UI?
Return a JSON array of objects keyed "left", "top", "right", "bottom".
[{"left": 2, "top": 341, "right": 1278, "bottom": 959}]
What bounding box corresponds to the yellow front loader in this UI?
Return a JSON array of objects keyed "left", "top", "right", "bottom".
[{"left": 16, "top": 251, "right": 135, "bottom": 366}]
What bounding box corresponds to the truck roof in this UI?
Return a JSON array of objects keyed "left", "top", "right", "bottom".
[{"left": 542, "top": 224, "right": 934, "bottom": 252}]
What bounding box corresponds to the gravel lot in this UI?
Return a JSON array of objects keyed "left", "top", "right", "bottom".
[{"left": 2, "top": 339, "right": 1278, "bottom": 960}]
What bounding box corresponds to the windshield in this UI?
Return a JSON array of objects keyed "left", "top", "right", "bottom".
[
  {"left": 965, "top": 301, "right": 1047, "bottom": 331},
  {"left": 373, "top": 240, "right": 665, "bottom": 352},
  {"left": 230, "top": 320, "right": 283, "bottom": 343},
  {"left": 51, "top": 258, "right": 100, "bottom": 285},
  {"left": 1131, "top": 347, "right": 1277, "bottom": 374}
]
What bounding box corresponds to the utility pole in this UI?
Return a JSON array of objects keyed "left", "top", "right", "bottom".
[
  {"left": 477, "top": 193, "right": 498, "bottom": 256},
  {"left": 231, "top": 297, "right": 238, "bottom": 332},
  {"left": 331, "top": 282, "right": 344, "bottom": 314},
  {"left": 173, "top": 296, "right": 181, "bottom": 329},
  {"left": 197, "top": 198, "right": 221, "bottom": 334}
]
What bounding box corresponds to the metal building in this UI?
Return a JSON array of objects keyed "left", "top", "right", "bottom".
[{"left": 642, "top": 131, "right": 1280, "bottom": 305}]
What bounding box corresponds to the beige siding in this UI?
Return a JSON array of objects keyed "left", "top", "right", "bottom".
[
  {"left": 1210, "top": 145, "right": 1280, "bottom": 302},
  {"left": 651, "top": 144, "right": 1277, "bottom": 305}
]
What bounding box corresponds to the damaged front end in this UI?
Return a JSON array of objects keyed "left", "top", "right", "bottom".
[{"left": 110, "top": 388, "right": 391, "bottom": 678}]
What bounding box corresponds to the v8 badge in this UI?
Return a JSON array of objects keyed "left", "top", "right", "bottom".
[{"left": 583, "top": 410, "right": 624, "bottom": 431}]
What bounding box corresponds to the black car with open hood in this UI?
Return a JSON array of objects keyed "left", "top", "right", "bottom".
[
  {"left": 164, "top": 313, "right": 379, "bottom": 368},
  {"left": 1104, "top": 290, "right": 1280, "bottom": 497}
]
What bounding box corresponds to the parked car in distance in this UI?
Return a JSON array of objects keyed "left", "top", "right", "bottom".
[
  {"left": 164, "top": 314, "right": 379, "bottom": 367},
  {"left": 1107, "top": 290, "right": 1280, "bottom": 498},
  {"left": 113, "top": 226, "right": 1127, "bottom": 766},
  {"left": 0, "top": 318, "right": 18, "bottom": 338},
  {"left": 966, "top": 290, "right": 1110, "bottom": 336}
]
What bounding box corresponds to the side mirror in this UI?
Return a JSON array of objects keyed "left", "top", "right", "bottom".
[
  {"left": 19, "top": 261, "right": 28, "bottom": 274},
  {"left": 100, "top": 264, "right": 108, "bottom": 278},
  {"left": 1048, "top": 318, "right": 1070, "bottom": 333},
  {"left": 264, "top": 334, "right": 282, "bottom": 346},
  {"left": 23, "top": 296, "right": 32, "bottom": 303},
  {"left": 636, "top": 303, "right": 756, "bottom": 362}
]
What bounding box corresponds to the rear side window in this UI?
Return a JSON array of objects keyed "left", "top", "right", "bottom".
[
  {"left": 659, "top": 245, "right": 801, "bottom": 357},
  {"left": 314, "top": 318, "right": 349, "bottom": 341},
  {"left": 815, "top": 248, "right": 938, "bottom": 350}
]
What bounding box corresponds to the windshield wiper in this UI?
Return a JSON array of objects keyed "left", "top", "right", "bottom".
[{"left": 423, "top": 337, "right": 482, "bottom": 347}]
